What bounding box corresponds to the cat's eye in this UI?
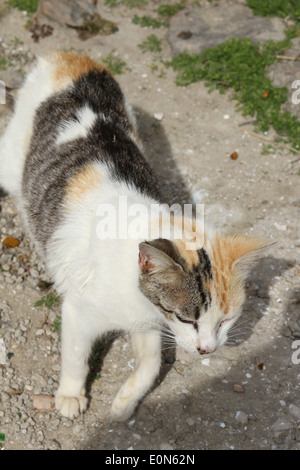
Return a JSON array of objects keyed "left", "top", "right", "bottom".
[
  {"left": 175, "top": 313, "right": 198, "bottom": 331},
  {"left": 218, "top": 318, "right": 232, "bottom": 331}
]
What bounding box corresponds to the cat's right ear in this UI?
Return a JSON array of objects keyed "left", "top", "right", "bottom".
[{"left": 138, "top": 240, "right": 183, "bottom": 276}]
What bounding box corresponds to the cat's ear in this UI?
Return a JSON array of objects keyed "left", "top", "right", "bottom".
[
  {"left": 138, "top": 239, "right": 183, "bottom": 275},
  {"left": 230, "top": 234, "right": 275, "bottom": 275}
]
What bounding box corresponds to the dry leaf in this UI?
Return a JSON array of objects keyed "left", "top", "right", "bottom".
[{"left": 2, "top": 236, "right": 20, "bottom": 248}]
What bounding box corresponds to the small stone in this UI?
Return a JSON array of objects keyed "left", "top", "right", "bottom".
[
  {"left": 235, "top": 411, "right": 249, "bottom": 425},
  {"left": 186, "top": 417, "right": 194, "bottom": 426},
  {"left": 233, "top": 384, "right": 245, "bottom": 393},
  {"left": 154, "top": 112, "right": 164, "bottom": 121},
  {"left": 32, "top": 394, "right": 55, "bottom": 411},
  {"left": 30, "top": 268, "right": 39, "bottom": 278},
  {"left": 0, "top": 338, "right": 6, "bottom": 365},
  {"left": 160, "top": 443, "right": 174, "bottom": 450},
  {"left": 289, "top": 404, "right": 300, "bottom": 420},
  {"left": 35, "top": 329, "right": 45, "bottom": 336}
]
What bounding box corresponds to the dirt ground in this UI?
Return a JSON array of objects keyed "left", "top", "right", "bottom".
[{"left": 0, "top": 0, "right": 300, "bottom": 451}]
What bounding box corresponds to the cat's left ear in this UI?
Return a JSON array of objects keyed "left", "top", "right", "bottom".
[
  {"left": 138, "top": 239, "right": 183, "bottom": 275},
  {"left": 231, "top": 235, "right": 275, "bottom": 275}
]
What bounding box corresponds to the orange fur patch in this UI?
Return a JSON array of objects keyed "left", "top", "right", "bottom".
[
  {"left": 174, "top": 239, "right": 200, "bottom": 269},
  {"left": 65, "top": 165, "right": 102, "bottom": 202},
  {"left": 210, "top": 233, "right": 267, "bottom": 314},
  {"left": 51, "top": 51, "right": 107, "bottom": 89}
]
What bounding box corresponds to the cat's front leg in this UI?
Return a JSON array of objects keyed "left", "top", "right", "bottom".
[
  {"left": 55, "top": 299, "right": 91, "bottom": 419},
  {"left": 111, "top": 330, "right": 161, "bottom": 421}
]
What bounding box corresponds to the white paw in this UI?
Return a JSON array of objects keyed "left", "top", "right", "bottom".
[
  {"left": 111, "top": 395, "right": 137, "bottom": 422},
  {"left": 55, "top": 393, "right": 88, "bottom": 419}
]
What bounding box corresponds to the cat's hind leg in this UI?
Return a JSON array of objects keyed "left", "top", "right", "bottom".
[
  {"left": 111, "top": 330, "right": 161, "bottom": 421},
  {"left": 55, "top": 298, "right": 92, "bottom": 419}
]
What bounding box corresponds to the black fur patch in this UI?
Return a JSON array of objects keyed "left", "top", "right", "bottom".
[
  {"left": 22, "top": 68, "right": 160, "bottom": 250},
  {"left": 193, "top": 248, "right": 213, "bottom": 313}
]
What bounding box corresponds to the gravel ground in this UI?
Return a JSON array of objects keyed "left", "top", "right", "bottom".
[{"left": 0, "top": 0, "right": 300, "bottom": 451}]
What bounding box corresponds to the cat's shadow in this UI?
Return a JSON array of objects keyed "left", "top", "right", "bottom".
[
  {"left": 134, "top": 106, "right": 192, "bottom": 205},
  {"left": 229, "top": 255, "right": 294, "bottom": 346}
]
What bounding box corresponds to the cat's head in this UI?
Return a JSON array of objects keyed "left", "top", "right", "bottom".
[{"left": 138, "top": 234, "right": 271, "bottom": 355}]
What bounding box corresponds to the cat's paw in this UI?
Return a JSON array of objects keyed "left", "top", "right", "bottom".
[
  {"left": 111, "top": 395, "right": 137, "bottom": 422},
  {"left": 55, "top": 393, "right": 88, "bottom": 419}
]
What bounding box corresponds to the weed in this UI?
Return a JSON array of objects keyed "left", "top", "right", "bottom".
[
  {"left": 156, "top": 2, "right": 185, "bottom": 18},
  {"left": 10, "top": 37, "right": 24, "bottom": 47},
  {"left": 34, "top": 293, "right": 61, "bottom": 310},
  {"left": 132, "top": 1, "right": 185, "bottom": 28},
  {"left": 7, "top": 0, "right": 39, "bottom": 14},
  {"left": 138, "top": 34, "right": 162, "bottom": 53},
  {"left": 0, "top": 57, "right": 10, "bottom": 71},
  {"left": 52, "top": 315, "right": 62, "bottom": 333},
  {"left": 246, "top": 0, "right": 300, "bottom": 20},
  {"left": 124, "top": 0, "right": 148, "bottom": 7},
  {"left": 105, "top": 0, "right": 119, "bottom": 7},
  {"left": 261, "top": 144, "right": 275, "bottom": 155},
  {"left": 132, "top": 14, "right": 165, "bottom": 28},
  {"left": 105, "top": 0, "right": 147, "bottom": 7},
  {"left": 169, "top": 37, "right": 300, "bottom": 150},
  {"left": 102, "top": 50, "right": 131, "bottom": 75}
]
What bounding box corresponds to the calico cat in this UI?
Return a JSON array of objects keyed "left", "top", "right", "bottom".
[{"left": 0, "top": 51, "right": 270, "bottom": 421}]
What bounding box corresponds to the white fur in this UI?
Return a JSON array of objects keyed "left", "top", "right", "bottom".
[
  {"left": 56, "top": 106, "right": 97, "bottom": 145},
  {"left": 0, "top": 57, "right": 59, "bottom": 195}
]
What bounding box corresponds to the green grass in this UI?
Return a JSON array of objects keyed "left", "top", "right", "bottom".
[
  {"left": 132, "top": 14, "right": 165, "bottom": 28},
  {"left": 102, "top": 50, "right": 130, "bottom": 74},
  {"left": 156, "top": 2, "right": 185, "bottom": 18},
  {"left": 169, "top": 36, "right": 300, "bottom": 151},
  {"left": 105, "top": 0, "right": 148, "bottom": 7},
  {"left": 132, "top": 2, "right": 185, "bottom": 28},
  {"left": 138, "top": 34, "right": 162, "bottom": 52},
  {"left": 0, "top": 57, "right": 10, "bottom": 71},
  {"left": 34, "top": 293, "right": 61, "bottom": 310},
  {"left": 52, "top": 315, "right": 62, "bottom": 333},
  {"left": 7, "top": 0, "right": 39, "bottom": 14},
  {"left": 246, "top": 0, "right": 300, "bottom": 20}
]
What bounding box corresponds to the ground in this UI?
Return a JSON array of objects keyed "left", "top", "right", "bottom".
[{"left": 0, "top": 0, "right": 300, "bottom": 451}]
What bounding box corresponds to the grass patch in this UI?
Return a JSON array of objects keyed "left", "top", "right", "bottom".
[
  {"left": 52, "top": 315, "right": 62, "bottom": 333},
  {"left": 0, "top": 57, "right": 10, "bottom": 71},
  {"left": 7, "top": 0, "right": 39, "bottom": 14},
  {"left": 169, "top": 36, "right": 300, "bottom": 151},
  {"left": 34, "top": 293, "right": 61, "bottom": 310},
  {"left": 246, "top": 0, "right": 300, "bottom": 20},
  {"left": 102, "top": 50, "right": 131, "bottom": 75},
  {"left": 156, "top": 2, "right": 185, "bottom": 18},
  {"left": 138, "top": 34, "right": 162, "bottom": 52},
  {"left": 105, "top": 0, "right": 148, "bottom": 7},
  {"left": 132, "top": 14, "right": 165, "bottom": 28},
  {"left": 132, "top": 1, "right": 185, "bottom": 28}
]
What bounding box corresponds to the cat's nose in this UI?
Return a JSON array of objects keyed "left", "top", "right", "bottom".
[{"left": 197, "top": 346, "right": 215, "bottom": 355}]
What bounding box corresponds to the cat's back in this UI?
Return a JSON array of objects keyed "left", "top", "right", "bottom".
[{"left": 12, "top": 51, "right": 159, "bottom": 250}]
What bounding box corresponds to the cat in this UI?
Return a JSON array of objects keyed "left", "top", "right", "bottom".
[{"left": 0, "top": 51, "right": 271, "bottom": 421}]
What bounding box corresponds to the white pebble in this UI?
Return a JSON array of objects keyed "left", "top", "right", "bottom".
[
  {"left": 201, "top": 358, "right": 210, "bottom": 367},
  {"left": 154, "top": 112, "right": 164, "bottom": 121}
]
